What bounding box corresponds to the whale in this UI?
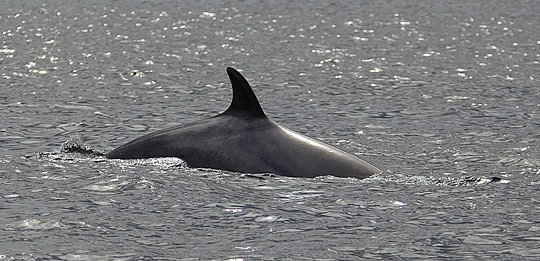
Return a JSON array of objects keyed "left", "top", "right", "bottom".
[{"left": 106, "top": 67, "right": 381, "bottom": 179}]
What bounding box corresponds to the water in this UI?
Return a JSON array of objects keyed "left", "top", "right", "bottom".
[{"left": 1, "top": 0, "right": 539, "bottom": 259}]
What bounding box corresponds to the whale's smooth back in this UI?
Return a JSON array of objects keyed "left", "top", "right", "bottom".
[{"left": 106, "top": 67, "right": 381, "bottom": 179}]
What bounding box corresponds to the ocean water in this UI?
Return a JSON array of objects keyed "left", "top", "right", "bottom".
[{"left": 1, "top": 0, "right": 539, "bottom": 259}]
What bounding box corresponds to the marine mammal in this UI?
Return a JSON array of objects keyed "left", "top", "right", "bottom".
[{"left": 106, "top": 67, "right": 381, "bottom": 179}]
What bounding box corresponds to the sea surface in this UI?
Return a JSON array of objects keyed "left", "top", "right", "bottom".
[{"left": 1, "top": 0, "right": 539, "bottom": 259}]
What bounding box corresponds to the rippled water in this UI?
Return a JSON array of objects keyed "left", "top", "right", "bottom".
[{"left": 1, "top": 0, "right": 539, "bottom": 259}]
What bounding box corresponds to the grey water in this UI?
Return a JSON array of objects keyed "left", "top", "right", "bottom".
[{"left": 1, "top": 0, "right": 539, "bottom": 259}]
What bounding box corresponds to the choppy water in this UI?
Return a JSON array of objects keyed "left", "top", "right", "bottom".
[{"left": 1, "top": 0, "right": 539, "bottom": 259}]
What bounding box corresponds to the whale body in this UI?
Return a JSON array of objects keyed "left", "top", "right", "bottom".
[{"left": 106, "top": 67, "right": 381, "bottom": 179}]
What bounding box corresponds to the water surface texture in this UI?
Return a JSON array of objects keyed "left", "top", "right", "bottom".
[{"left": 1, "top": 0, "right": 539, "bottom": 259}]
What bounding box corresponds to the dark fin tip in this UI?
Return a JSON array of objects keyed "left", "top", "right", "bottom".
[{"left": 223, "top": 67, "right": 266, "bottom": 118}]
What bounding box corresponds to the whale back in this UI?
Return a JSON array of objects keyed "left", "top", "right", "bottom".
[{"left": 106, "top": 67, "right": 381, "bottom": 179}]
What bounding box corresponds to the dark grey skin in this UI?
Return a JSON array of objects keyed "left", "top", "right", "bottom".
[{"left": 106, "top": 67, "right": 381, "bottom": 179}]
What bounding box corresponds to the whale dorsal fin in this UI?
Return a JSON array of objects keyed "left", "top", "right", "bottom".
[{"left": 222, "top": 67, "right": 266, "bottom": 118}]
